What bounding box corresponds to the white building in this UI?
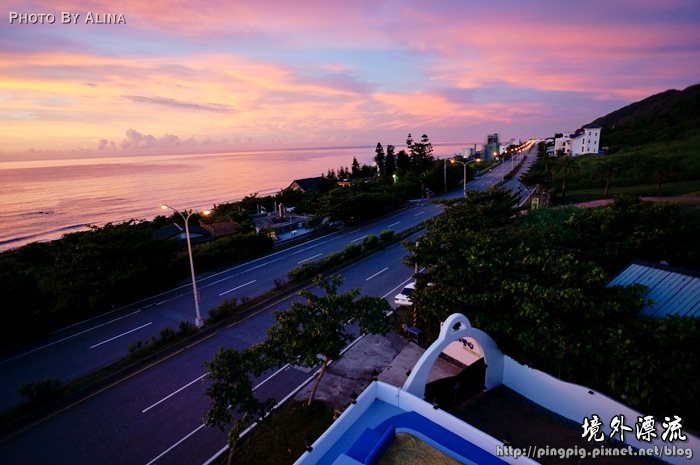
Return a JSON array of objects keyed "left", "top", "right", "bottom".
[
  {"left": 553, "top": 132, "right": 571, "bottom": 155},
  {"left": 570, "top": 124, "right": 601, "bottom": 156},
  {"left": 553, "top": 125, "right": 602, "bottom": 157}
]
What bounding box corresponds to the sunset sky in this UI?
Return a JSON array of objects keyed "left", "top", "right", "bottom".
[{"left": 2, "top": 0, "right": 699, "bottom": 158}]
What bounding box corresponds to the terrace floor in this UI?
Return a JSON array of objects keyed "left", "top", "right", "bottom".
[{"left": 449, "top": 386, "right": 663, "bottom": 465}]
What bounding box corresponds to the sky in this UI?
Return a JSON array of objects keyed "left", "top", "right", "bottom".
[{"left": 1, "top": 0, "right": 699, "bottom": 159}]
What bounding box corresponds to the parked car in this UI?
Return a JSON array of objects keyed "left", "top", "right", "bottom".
[{"left": 394, "top": 282, "right": 416, "bottom": 306}]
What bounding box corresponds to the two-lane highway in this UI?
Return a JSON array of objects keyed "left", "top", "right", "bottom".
[
  {"left": 0, "top": 201, "right": 442, "bottom": 411},
  {"left": 0, "top": 230, "right": 421, "bottom": 465}
]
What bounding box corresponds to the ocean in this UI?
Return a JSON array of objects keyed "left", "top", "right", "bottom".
[{"left": 0, "top": 143, "right": 469, "bottom": 251}]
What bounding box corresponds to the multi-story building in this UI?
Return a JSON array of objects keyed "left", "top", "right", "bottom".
[
  {"left": 552, "top": 125, "right": 602, "bottom": 156},
  {"left": 483, "top": 133, "right": 500, "bottom": 160},
  {"left": 570, "top": 124, "right": 601, "bottom": 155},
  {"left": 553, "top": 132, "right": 572, "bottom": 155}
]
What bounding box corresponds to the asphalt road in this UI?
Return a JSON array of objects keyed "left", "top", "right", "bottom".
[
  {"left": 0, "top": 201, "right": 442, "bottom": 410},
  {"left": 0, "top": 143, "right": 537, "bottom": 465}
]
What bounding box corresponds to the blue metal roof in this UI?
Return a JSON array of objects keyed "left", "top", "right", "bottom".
[{"left": 607, "top": 261, "right": 700, "bottom": 318}]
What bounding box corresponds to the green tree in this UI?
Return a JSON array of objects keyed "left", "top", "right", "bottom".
[
  {"left": 396, "top": 149, "right": 410, "bottom": 172},
  {"left": 553, "top": 155, "right": 580, "bottom": 198},
  {"left": 643, "top": 155, "right": 682, "bottom": 194},
  {"left": 406, "top": 192, "right": 700, "bottom": 425},
  {"left": 520, "top": 151, "right": 552, "bottom": 189},
  {"left": 374, "top": 143, "right": 385, "bottom": 177},
  {"left": 593, "top": 157, "right": 619, "bottom": 197},
  {"left": 205, "top": 346, "right": 275, "bottom": 465},
  {"left": 351, "top": 157, "right": 361, "bottom": 179},
  {"left": 410, "top": 134, "right": 434, "bottom": 175},
  {"left": 263, "top": 274, "right": 390, "bottom": 405},
  {"left": 385, "top": 145, "right": 396, "bottom": 178}
]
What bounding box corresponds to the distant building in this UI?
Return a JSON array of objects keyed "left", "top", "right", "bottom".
[
  {"left": 200, "top": 220, "right": 240, "bottom": 238},
  {"left": 287, "top": 176, "right": 326, "bottom": 192},
  {"left": 552, "top": 125, "right": 602, "bottom": 157},
  {"left": 461, "top": 145, "right": 477, "bottom": 159},
  {"left": 570, "top": 124, "right": 601, "bottom": 156},
  {"left": 483, "top": 133, "right": 500, "bottom": 161},
  {"left": 152, "top": 223, "right": 211, "bottom": 244},
  {"left": 553, "top": 132, "right": 572, "bottom": 156}
]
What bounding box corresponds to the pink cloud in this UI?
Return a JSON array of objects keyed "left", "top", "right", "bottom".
[{"left": 1, "top": 0, "right": 698, "bottom": 155}]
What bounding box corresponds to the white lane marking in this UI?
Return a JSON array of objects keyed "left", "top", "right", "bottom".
[
  {"left": 382, "top": 277, "right": 414, "bottom": 299},
  {"left": 386, "top": 221, "right": 401, "bottom": 228},
  {"left": 350, "top": 235, "right": 367, "bottom": 243},
  {"left": 414, "top": 211, "right": 425, "bottom": 216},
  {"left": 365, "top": 267, "right": 389, "bottom": 281},
  {"left": 218, "top": 280, "right": 256, "bottom": 296},
  {"left": 155, "top": 292, "right": 189, "bottom": 306},
  {"left": 148, "top": 363, "right": 292, "bottom": 465},
  {"left": 253, "top": 364, "right": 290, "bottom": 390},
  {"left": 381, "top": 267, "right": 426, "bottom": 300},
  {"left": 297, "top": 253, "right": 322, "bottom": 264},
  {"left": 226, "top": 283, "right": 313, "bottom": 328},
  {"left": 142, "top": 372, "right": 210, "bottom": 414},
  {"left": 145, "top": 423, "right": 207, "bottom": 465},
  {"left": 0, "top": 310, "right": 143, "bottom": 365},
  {"left": 136, "top": 230, "right": 348, "bottom": 307},
  {"left": 90, "top": 322, "right": 153, "bottom": 349},
  {"left": 51, "top": 305, "right": 134, "bottom": 334}
]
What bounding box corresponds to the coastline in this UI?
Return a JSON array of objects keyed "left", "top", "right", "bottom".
[{"left": 0, "top": 143, "right": 470, "bottom": 252}]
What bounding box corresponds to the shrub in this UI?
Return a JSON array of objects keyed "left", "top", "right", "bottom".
[
  {"left": 18, "top": 378, "right": 63, "bottom": 403},
  {"left": 287, "top": 252, "right": 343, "bottom": 282},
  {"left": 379, "top": 229, "right": 395, "bottom": 243},
  {"left": 159, "top": 327, "right": 177, "bottom": 343},
  {"left": 342, "top": 243, "right": 362, "bottom": 260},
  {"left": 362, "top": 234, "right": 379, "bottom": 250},
  {"left": 178, "top": 320, "right": 197, "bottom": 336},
  {"left": 207, "top": 297, "right": 239, "bottom": 323}
]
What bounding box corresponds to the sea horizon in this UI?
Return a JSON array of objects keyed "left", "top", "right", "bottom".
[{"left": 0, "top": 141, "right": 478, "bottom": 251}]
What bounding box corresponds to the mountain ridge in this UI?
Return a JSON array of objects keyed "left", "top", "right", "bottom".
[{"left": 589, "top": 83, "right": 700, "bottom": 152}]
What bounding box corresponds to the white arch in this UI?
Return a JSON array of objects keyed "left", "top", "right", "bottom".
[{"left": 402, "top": 313, "right": 505, "bottom": 398}]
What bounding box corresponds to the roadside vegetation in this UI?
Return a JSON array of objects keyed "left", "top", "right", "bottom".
[
  {"left": 205, "top": 274, "right": 390, "bottom": 465},
  {"left": 407, "top": 190, "right": 700, "bottom": 426},
  {"left": 0, "top": 219, "right": 274, "bottom": 349},
  {"left": 224, "top": 400, "right": 333, "bottom": 465}
]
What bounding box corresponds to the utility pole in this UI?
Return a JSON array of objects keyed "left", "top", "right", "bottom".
[{"left": 444, "top": 159, "right": 447, "bottom": 193}]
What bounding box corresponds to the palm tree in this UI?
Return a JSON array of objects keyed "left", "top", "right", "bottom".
[
  {"left": 593, "top": 157, "right": 619, "bottom": 198},
  {"left": 553, "top": 156, "right": 580, "bottom": 198},
  {"left": 644, "top": 155, "right": 681, "bottom": 195}
]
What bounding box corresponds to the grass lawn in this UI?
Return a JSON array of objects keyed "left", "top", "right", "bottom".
[
  {"left": 552, "top": 179, "right": 700, "bottom": 205},
  {"left": 224, "top": 400, "right": 334, "bottom": 465}
]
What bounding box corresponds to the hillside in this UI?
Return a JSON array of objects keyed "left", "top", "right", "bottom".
[{"left": 589, "top": 83, "right": 700, "bottom": 152}]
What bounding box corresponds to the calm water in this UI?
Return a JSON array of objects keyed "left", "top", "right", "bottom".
[{"left": 0, "top": 143, "right": 468, "bottom": 251}]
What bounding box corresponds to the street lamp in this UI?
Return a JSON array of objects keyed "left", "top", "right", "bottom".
[
  {"left": 451, "top": 158, "right": 478, "bottom": 198},
  {"left": 160, "top": 203, "right": 211, "bottom": 328}
]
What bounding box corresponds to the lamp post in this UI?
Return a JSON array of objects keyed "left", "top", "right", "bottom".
[
  {"left": 451, "top": 158, "right": 478, "bottom": 198},
  {"left": 161, "top": 203, "right": 211, "bottom": 328}
]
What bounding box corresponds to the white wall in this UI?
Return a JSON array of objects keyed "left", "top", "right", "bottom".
[
  {"left": 502, "top": 356, "right": 699, "bottom": 465},
  {"left": 554, "top": 133, "right": 571, "bottom": 155},
  {"left": 571, "top": 127, "right": 601, "bottom": 155}
]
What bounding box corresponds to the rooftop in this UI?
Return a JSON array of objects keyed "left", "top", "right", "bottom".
[{"left": 608, "top": 261, "right": 700, "bottom": 317}]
